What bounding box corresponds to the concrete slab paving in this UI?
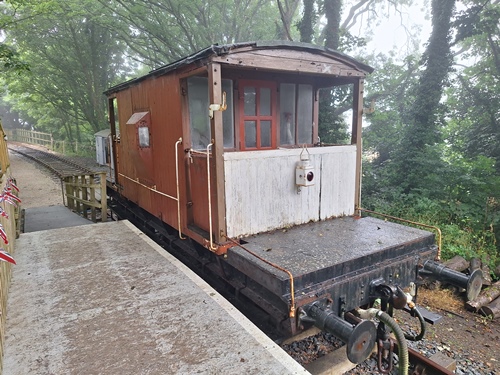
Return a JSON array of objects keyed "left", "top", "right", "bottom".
[
  {"left": 23, "top": 205, "right": 92, "bottom": 233},
  {"left": 4, "top": 220, "right": 308, "bottom": 375}
]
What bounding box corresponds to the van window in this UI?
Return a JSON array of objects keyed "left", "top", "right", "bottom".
[
  {"left": 279, "top": 83, "right": 313, "bottom": 146},
  {"left": 187, "top": 77, "right": 234, "bottom": 149},
  {"left": 239, "top": 80, "right": 277, "bottom": 150}
]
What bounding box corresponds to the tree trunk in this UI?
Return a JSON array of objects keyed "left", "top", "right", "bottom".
[
  {"left": 465, "top": 281, "right": 500, "bottom": 312},
  {"left": 299, "top": 0, "right": 316, "bottom": 43},
  {"left": 276, "top": 0, "right": 301, "bottom": 41},
  {"left": 324, "top": 0, "right": 342, "bottom": 50},
  {"left": 470, "top": 257, "right": 481, "bottom": 271},
  {"left": 481, "top": 264, "right": 492, "bottom": 286},
  {"left": 479, "top": 296, "right": 500, "bottom": 319},
  {"left": 443, "top": 255, "right": 469, "bottom": 272},
  {"left": 395, "top": 0, "right": 456, "bottom": 193},
  {"left": 318, "top": 0, "right": 344, "bottom": 144}
]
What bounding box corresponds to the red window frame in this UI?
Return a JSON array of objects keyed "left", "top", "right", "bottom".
[{"left": 238, "top": 80, "right": 277, "bottom": 150}]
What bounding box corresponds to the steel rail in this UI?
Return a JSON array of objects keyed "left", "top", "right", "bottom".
[
  {"left": 8, "top": 145, "right": 96, "bottom": 178},
  {"left": 394, "top": 342, "right": 455, "bottom": 375}
]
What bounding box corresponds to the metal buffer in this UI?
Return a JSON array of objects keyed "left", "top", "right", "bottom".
[
  {"left": 421, "top": 260, "right": 483, "bottom": 301},
  {"left": 301, "top": 302, "right": 376, "bottom": 364}
]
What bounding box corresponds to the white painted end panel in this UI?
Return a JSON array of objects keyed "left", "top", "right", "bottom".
[
  {"left": 224, "top": 146, "right": 357, "bottom": 237},
  {"left": 319, "top": 149, "right": 357, "bottom": 220}
]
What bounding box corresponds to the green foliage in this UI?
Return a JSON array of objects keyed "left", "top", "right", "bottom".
[
  {"left": 390, "top": 0, "right": 456, "bottom": 194},
  {"left": 363, "top": 150, "right": 500, "bottom": 267},
  {"left": 297, "top": 0, "right": 317, "bottom": 43},
  {"left": 0, "top": 44, "right": 29, "bottom": 73},
  {"left": 318, "top": 86, "right": 352, "bottom": 144},
  {"left": 1, "top": 0, "right": 131, "bottom": 143},
  {"left": 96, "top": 0, "right": 279, "bottom": 68},
  {"left": 444, "top": 2, "right": 500, "bottom": 173},
  {"left": 362, "top": 188, "right": 499, "bottom": 268},
  {"left": 362, "top": 5, "right": 500, "bottom": 266}
]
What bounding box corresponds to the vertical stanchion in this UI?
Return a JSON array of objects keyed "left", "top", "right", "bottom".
[{"left": 100, "top": 172, "right": 107, "bottom": 222}]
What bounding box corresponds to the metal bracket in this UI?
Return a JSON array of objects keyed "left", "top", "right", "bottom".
[{"left": 209, "top": 91, "right": 227, "bottom": 119}]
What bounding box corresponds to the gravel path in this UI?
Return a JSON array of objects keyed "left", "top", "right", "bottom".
[{"left": 9, "top": 150, "right": 63, "bottom": 208}]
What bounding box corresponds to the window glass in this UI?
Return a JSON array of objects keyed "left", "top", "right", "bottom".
[
  {"left": 318, "top": 85, "right": 352, "bottom": 145},
  {"left": 261, "top": 121, "right": 271, "bottom": 147},
  {"left": 138, "top": 126, "right": 150, "bottom": 148},
  {"left": 239, "top": 80, "right": 277, "bottom": 150},
  {"left": 279, "top": 83, "right": 295, "bottom": 145},
  {"left": 244, "top": 87, "right": 256, "bottom": 116},
  {"left": 222, "top": 80, "right": 234, "bottom": 148},
  {"left": 110, "top": 98, "right": 120, "bottom": 136},
  {"left": 245, "top": 121, "right": 256, "bottom": 148},
  {"left": 188, "top": 76, "right": 234, "bottom": 149},
  {"left": 188, "top": 77, "right": 210, "bottom": 149},
  {"left": 260, "top": 88, "right": 271, "bottom": 116},
  {"left": 297, "top": 84, "right": 313, "bottom": 144}
]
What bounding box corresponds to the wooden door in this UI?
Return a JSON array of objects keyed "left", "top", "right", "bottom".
[{"left": 186, "top": 151, "right": 217, "bottom": 236}]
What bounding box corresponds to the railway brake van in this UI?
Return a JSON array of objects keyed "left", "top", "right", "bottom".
[{"left": 105, "top": 42, "right": 468, "bottom": 367}]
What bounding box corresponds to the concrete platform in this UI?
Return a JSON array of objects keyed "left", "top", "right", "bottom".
[
  {"left": 5, "top": 220, "right": 308, "bottom": 375},
  {"left": 23, "top": 205, "right": 92, "bottom": 233}
]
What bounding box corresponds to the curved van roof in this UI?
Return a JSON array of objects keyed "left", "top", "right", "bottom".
[{"left": 104, "top": 41, "right": 373, "bottom": 95}]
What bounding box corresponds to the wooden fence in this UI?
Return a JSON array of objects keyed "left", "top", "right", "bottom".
[
  {"left": 5, "top": 128, "right": 107, "bottom": 222},
  {"left": 5, "top": 129, "right": 95, "bottom": 157},
  {"left": 64, "top": 173, "right": 107, "bottom": 222},
  {"left": 0, "top": 122, "right": 20, "bottom": 372},
  {"left": 6, "top": 129, "right": 53, "bottom": 148}
]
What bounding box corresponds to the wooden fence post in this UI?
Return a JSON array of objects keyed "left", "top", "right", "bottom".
[{"left": 100, "top": 172, "right": 107, "bottom": 222}]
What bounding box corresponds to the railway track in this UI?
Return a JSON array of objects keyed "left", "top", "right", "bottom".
[
  {"left": 9, "top": 143, "right": 109, "bottom": 222},
  {"left": 283, "top": 329, "right": 456, "bottom": 375},
  {"left": 6, "top": 143, "right": 471, "bottom": 375},
  {"left": 8, "top": 143, "right": 100, "bottom": 178}
]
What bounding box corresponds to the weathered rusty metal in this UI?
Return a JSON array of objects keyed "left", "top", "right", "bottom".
[
  {"left": 225, "top": 236, "right": 296, "bottom": 318},
  {"left": 393, "top": 342, "right": 455, "bottom": 375},
  {"left": 302, "top": 302, "right": 376, "bottom": 364},
  {"left": 377, "top": 337, "right": 394, "bottom": 374},
  {"left": 422, "top": 260, "right": 483, "bottom": 301}
]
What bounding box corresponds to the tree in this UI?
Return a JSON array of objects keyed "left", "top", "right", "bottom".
[
  {"left": 0, "top": 44, "right": 28, "bottom": 74},
  {"left": 449, "top": 1, "right": 500, "bottom": 170},
  {"left": 0, "top": 1, "right": 31, "bottom": 74},
  {"left": 361, "top": 54, "right": 420, "bottom": 194},
  {"left": 277, "top": 0, "right": 301, "bottom": 40},
  {"left": 442, "top": 1, "right": 500, "bottom": 245},
  {"left": 1, "top": 0, "right": 129, "bottom": 145},
  {"left": 302, "top": 0, "right": 421, "bottom": 144},
  {"left": 97, "top": 0, "right": 279, "bottom": 68},
  {"left": 391, "top": 0, "right": 456, "bottom": 195},
  {"left": 323, "top": 0, "right": 343, "bottom": 50},
  {"left": 298, "top": 0, "right": 317, "bottom": 43}
]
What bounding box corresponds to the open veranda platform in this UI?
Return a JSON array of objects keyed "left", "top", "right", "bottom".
[
  {"left": 228, "top": 216, "right": 435, "bottom": 298},
  {"left": 4, "top": 219, "right": 308, "bottom": 375}
]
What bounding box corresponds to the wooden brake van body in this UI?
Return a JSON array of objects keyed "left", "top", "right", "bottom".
[{"left": 105, "top": 41, "right": 373, "bottom": 253}]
